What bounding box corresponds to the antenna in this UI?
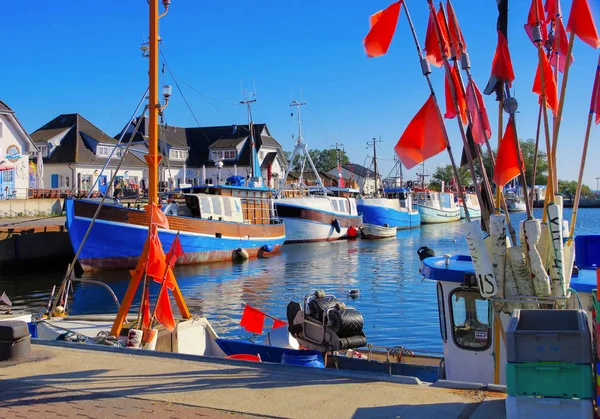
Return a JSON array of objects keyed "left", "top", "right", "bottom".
[
  {"left": 241, "top": 90, "right": 258, "bottom": 179},
  {"left": 367, "top": 137, "right": 383, "bottom": 197}
]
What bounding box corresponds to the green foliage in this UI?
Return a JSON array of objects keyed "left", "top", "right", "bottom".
[
  {"left": 480, "top": 139, "right": 548, "bottom": 186},
  {"left": 430, "top": 164, "right": 471, "bottom": 190},
  {"left": 284, "top": 148, "right": 349, "bottom": 173},
  {"left": 558, "top": 180, "right": 591, "bottom": 197}
]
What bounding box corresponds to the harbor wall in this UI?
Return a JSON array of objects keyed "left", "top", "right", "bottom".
[{"left": 0, "top": 198, "right": 63, "bottom": 217}]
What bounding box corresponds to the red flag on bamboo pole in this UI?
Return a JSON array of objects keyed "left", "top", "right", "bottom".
[
  {"left": 524, "top": 0, "right": 548, "bottom": 45},
  {"left": 141, "top": 291, "right": 151, "bottom": 328},
  {"left": 147, "top": 232, "right": 168, "bottom": 280},
  {"left": 240, "top": 305, "right": 266, "bottom": 334},
  {"left": 484, "top": 0, "right": 514, "bottom": 97},
  {"left": 532, "top": 51, "right": 559, "bottom": 116},
  {"left": 591, "top": 57, "right": 600, "bottom": 124},
  {"left": 444, "top": 63, "right": 467, "bottom": 124},
  {"left": 466, "top": 79, "right": 492, "bottom": 145},
  {"left": 394, "top": 95, "right": 447, "bottom": 169},
  {"left": 425, "top": 9, "right": 446, "bottom": 67},
  {"left": 145, "top": 202, "right": 169, "bottom": 230},
  {"left": 493, "top": 118, "right": 523, "bottom": 187},
  {"left": 166, "top": 235, "right": 184, "bottom": 268},
  {"left": 363, "top": 1, "right": 402, "bottom": 58},
  {"left": 445, "top": 0, "right": 466, "bottom": 57},
  {"left": 155, "top": 289, "right": 176, "bottom": 332},
  {"left": 566, "top": 0, "right": 600, "bottom": 48},
  {"left": 552, "top": 18, "right": 575, "bottom": 72}
]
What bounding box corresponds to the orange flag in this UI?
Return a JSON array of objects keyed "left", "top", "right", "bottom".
[
  {"left": 141, "top": 291, "right": 151, "bottom": 329},
  {"left": 444, "top": 63, "right": 467, "bottom": 124},
  {"left": 394, "top": 95, "right": 447, "bottom": 169},
  {"left": 166, "top": 235, "right": 184, "bottom": 268},
  {"left": 147, "top": 233, "right": 168, "bottom": 280},
  {"left": 466, "top": 79, "right": 492, "bottom": 145},
  {"left": 566, "top": 0, "right": 600, "bottom": 48},
  {"left": 363, "top": 1, "right": 402, "bottom": 58},
  {"left": 240, "top": 305, "right": 265, "bottom": 334},
  {"left": 552, "top": 18, "right": 575, "bottom": 72},
  {"left": 155, "top": 289, "right": 176, "bottom": 332},
  {"left": 445, "top": 0, "right": 466, "bottom": 57},
  {"left": 493, "top": 118, "right": 523, "bottom": 187},
  {"left": 425, "top": 9, "right": 446, "bottom": 67},
  {"left": 524, "top": 0, "right": 547, "bottom": 45},
  {"left": 491, "top": 32, "right": 515, "bottom": 86},
  {"left": 145, "top": 202, "right": 169, "bottom": 230},
  {"left": 532, "top": 51, "right": 559, "bottom": 116}
]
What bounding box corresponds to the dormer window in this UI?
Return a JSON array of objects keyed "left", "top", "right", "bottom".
[
  {"left": 97, "top": 145, "right": 123, "bottom": 158},
  {"left": 211, "top": 149, "right": 236, "bottom": 161},
  {"left": 169, "top": 149, "right": 188, "bottom": 161},
  {"left": 31, "top": 144, "right": 49, "bottom": 158}
]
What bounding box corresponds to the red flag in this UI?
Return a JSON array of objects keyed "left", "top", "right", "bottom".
[
  {"left": 155, "top": 289, "right": 176, "bottom": 332},
  {"left": 491, "top": 31, "right": 515, "bottom": 86},
  {"left": 141, "top": 291, "right": 151, "bottom": 328},
  {"left": 240, "top": 305, "right": 265, "bottom": 334},
  {"left": 591, "top": 56, "right": 600, "bottom": 124},
  {"left": 524, "top": 0, "right": 548, "bottom": 45},
  {"left": 394, "top": 95, "right": 447, "bottom": 169},
  {"left": 145, "top": 202, "right": 169, "bottom": 230},
  {"left": 166, "top": 235, "right": 184, "bottom": 268},
  {"left": 532, "top": 52, "right": 559, "bottom": 116},
  {"left": 272, "top": 319, "right": 287, "bottom": 329},
  {"left": 363, "top": 1, "right": 402, "bottom": 58},
  {"left": 493, "top": 118, "right": 523, "bottom": 187},
  {"left": 147, "top": 233, "right": 168, "bottom": 279},
  {"left": 551, "top": 18, "right": 575, "bottom": 72},
  {"left": 445, "top": 0, "right": 467, "bottom": 57},
  {"left": 425, "top": 9, "right": 446, "bottom": 67},
  {"left": 545, "top": 0, "right": 559, "bottom": 22},
  {"left": 466, "top": 79, "right": 492, "bottom": 145},
  {"left": 566, "top": 0, "right": 600, "bottom": 48},
  {"left": 444, "top": 63, "right": 467, "bottom": 124}
]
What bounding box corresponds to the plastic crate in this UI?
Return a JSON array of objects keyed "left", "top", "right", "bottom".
[
  {"left": 593, "top": 292, "right": 600, "bottom": 323},
  {"left": 506, "top": 396, "right": 593, "bottom": 419},
  {"left": 506, "top": 363, "right": 593, "bottom": 398},
  {"left": 575, "top": 235, "right": 600, "bottom": 269},
  {"left": 506, "top": 309, "right": 592, "bottom": 363}
]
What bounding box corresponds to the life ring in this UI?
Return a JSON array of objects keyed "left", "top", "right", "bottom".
[{"left": 331, "top": 219, "right": 341, "bottom": 234}]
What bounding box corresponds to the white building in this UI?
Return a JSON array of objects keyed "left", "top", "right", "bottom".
[
  {"left": 326, "top": 163, "right": 377, "bottom": 194},
  {"left": 30, "top": 114, "right": 146, "bottom": 197},
  {"left": 0, "top": 101, "right": 36, "bottom": 199}
]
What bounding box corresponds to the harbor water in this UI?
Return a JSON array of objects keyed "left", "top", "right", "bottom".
[{"left": 3, "top": 208, "right": 600, "bottom": 353}]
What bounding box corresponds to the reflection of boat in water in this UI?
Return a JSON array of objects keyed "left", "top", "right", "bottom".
[
  {"left": 458, "top": 193, "right": 481, "bottom": 219},
  {"left": 413, "top": 190, "right": 460, "bottom": 224},
  {"left": 360, "top": 223, "right": 397, "bottom": 239}
]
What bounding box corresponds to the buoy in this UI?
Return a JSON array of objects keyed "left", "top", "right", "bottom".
[
  {"left": 126, "top": 328, "right": 143, "bottom": 348},
  {"left": 331, "top": 219, "right": 341, "bottom": 234},
  {"left": 348, "top": 289, "right": 360, "bottom": 299},
  {"left": 261, "top": 244, "right": 274, "bottom": 253},
  {"left": 347, "top": 226, "right": 357, "bottom": 238},
  {"left": 462, "top": 221, "right": 498, "bottom": 298},
  {"left": 234, "top": 247, "right": 249, "bottom": 260}
]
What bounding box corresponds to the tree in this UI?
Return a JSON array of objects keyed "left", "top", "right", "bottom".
[
  {"left": 430, "top": 164, "right": 471, "bottom": 190},
  {"left": 284, "top": 148, "right": 349, "bottom": 173},
  {"left": 558, "top": 180, "right": 591, "bottom": 197},
  {"left": 479, "top": 139, "right": 548, "bottom": 186}
]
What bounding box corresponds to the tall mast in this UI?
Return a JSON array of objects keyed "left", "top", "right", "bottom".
[
  {"left": 368, "top": 137, "right": 382, "bottom": 196},
  {"left": 241, "top": 93, "right": 258, "bottom": 180}
]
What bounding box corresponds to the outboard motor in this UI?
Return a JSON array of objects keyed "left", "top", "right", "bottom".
[{"left": 286, "top": 290, "right": 367, "bottom": 353}]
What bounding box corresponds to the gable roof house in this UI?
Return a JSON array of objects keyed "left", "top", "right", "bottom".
[
  {"left": 118, "top": 118, "right": 287, "bottom": 189},
  {"left": 0, "top": 100, "right": 36, "bottom": 199},
  {"left": 30, "top": 114, "right": 146, "bottom": 196},
  {"left": 325, "top": 163, "right": 377, "bottom": 194}
]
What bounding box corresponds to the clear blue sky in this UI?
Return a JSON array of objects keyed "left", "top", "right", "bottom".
[{"left": 2, "top": 1, "right": 600, "bottom": 188}]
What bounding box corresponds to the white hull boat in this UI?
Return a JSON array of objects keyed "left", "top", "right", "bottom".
[{"left": 360, "top": 224, "right": 397, "bottom": 239}]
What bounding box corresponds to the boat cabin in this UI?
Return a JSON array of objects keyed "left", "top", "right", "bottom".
[
  {"left": 414, "top": 191, "right": 441, "bottom": 209},
  {"left": 384, "top": 187, "right": 414, "bottom": 211}
]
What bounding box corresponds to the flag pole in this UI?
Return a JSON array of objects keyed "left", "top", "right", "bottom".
[
  {"left": 149, "top": 231, "right": 181, "bottom": 329},
  {"left": 529, "top": 103, "right": 543, "bottom": 209},
  {"left": 443, "top": 0, "right": 515, "bottom": 240},
  {"left": 401, "top": 0, "right": 472, "bottom": 223},
  {"left": 568, "top": 54, "right": 600, "bottom": 244}
]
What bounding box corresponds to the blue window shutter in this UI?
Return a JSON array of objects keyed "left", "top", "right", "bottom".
[{"left": 51, "top": 174, "right": 58, "bottom": 188}]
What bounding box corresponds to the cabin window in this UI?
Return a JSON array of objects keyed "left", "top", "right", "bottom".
[
  {"left": 449, "top": 289, "right": 491, "bottom": 351},
  {"left": 81, "top": 174, "right": 92, "bottom": 191},
  {"left": 332, "top": 201, "right": 338, "bottom": 212},
  {"left": 200, "top": 197, "right": 211, "bottom": 213},
  {"left": 212, "top": 197, "right": 222, "bottom": 215},
  {"left": 339, "top": 200, "right": 346, "bottom": 213},
  {"left": 437, "top": 283, "right": 447, "bottom": 342},
  {"left": 223, "top": 198, "right": 232, "bottom": 217}
]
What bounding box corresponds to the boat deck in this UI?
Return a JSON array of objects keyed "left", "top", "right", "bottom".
[{"left": 0, "top": 341, "right": 506, "bottom": 419}]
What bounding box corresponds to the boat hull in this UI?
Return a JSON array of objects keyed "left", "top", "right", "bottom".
[
  {"left": 360, "top": 224, "right": 397, "bottom": 239},
  {"left": 357, "top": 199, "right": 420, "bottom": 230},
  {"left": 274, "top": 201, "right": 361, "bottom": 243},
  {"left": 459, "top": 206, "right": 482, "bottom": 219},
  {"left": 415, "top": 204, "right": 461, "bottom": 224},
  {"left": 66, "top": 199, "right": 285, "bottom": 272}
]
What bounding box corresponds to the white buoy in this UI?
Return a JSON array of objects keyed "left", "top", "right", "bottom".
[
  {"left": 126, "top": 328, "right": 144, "bottom": 349},
  {"left": 234, "top": 247, "right": 249, "bottom": 260},
  {"left": 537, "top": 223, "right": 551, "bottom": 271},
  {"left": 508, "top": 245, "right": 535, "bottom": 296},
  {"left": 523, "top": 219, "right": 552, "bottom": 297},
  {"left": 489, "top": 215, "right": 507, "bottom": 299},
  {"left": 504, "top": 248, "right": 521, "bottom": 312},
  {"left": 547, "top": 200, "right": 566, "bottom": 298},
  {"left": 564, "top": 240, "right": 575, "bottom": 291},
  {"left": 462, "top": 221, "right": 498, "bottom": 298}
]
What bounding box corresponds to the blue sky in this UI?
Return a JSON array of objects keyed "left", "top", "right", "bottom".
[{"left": 2, "top": 1, "right": 600, "bottom": 188}]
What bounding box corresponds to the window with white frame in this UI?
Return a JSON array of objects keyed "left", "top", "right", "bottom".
[
  {"left": 97, "top": 146, "right": 110, "bottom": 157},
  {"left": 2, "top": 170, "right": 14, "bottom": 183},
  {"left": 81, "top": 174, "right": 93, "bottom": 190},
  {"left": 211, "top": 149, "right": 236, "bottom": 161},
  {"left": 169, "top": 149, "right": 188, "bottom": 161}
]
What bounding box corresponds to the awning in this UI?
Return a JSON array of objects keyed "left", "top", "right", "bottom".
[{"left": 0, "top": 165, "right": 14, "bottom": 172}]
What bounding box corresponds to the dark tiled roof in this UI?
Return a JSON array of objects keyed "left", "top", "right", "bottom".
[
  {"left": 209, "top": 138, "right": 245, "bottom": 149},
  {"left": 342, "top": 163, "right": 375, "bottom": 178},
  {"left": 30, "top": 113, "right": 146, "bottom": 167},
  {"left": 0, "top": 100, "right": 13, "bottom": 113},
  {"left": 260, "top": 152, "right": 277, "bottom": 169}
]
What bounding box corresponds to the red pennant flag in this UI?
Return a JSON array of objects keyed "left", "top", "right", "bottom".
[
  {"left": 591, "top": 56, "right": 600, "bottom": 124},
  {"left": 337, "top": 161, "right": 345, "bottom": 188},
  {"left": 394, "top": 95, "right": 447, "bottom": 169},
  {"left": 532, "top": 52, "right": 559, "bottom": 116},
  {"left": 141, "top": 291, "right": 151, "bottom": 328},
  {"left": 566, "top": 0, "right": 600, "bottom": 48},
  {"left": 166, "top": 235, "right": 184, "bottom": 268},
  {"left": 155, "top": 289, "right": 176, "bottom": 332},
  {"left": 145, "top": 202, "right": 169, "bottom": 230},
  {"left": 240, "top": 305, "right": 265, "bottom": 334},
  {"left": 425, "top": 9, "right": 445, "bottom": 67},
  {"left": 445, "top": 0, "right": 467, "bottom": 57},
  {"left": 272, "top": 319, "right": 287, "bottom": 329},
  {"left": 466, "top": 79, "right": 492, "bottom": 145},
  {"left": 363, "top": 1, "right": 402, "bottom": 58},
  {"left": 147, "top": 233, "right": 168, "bottom": 279},
  {"left": 524, "top": 0, "right": 548, "bottom": 45},
  {"left": 491, "top": 32, "right": 515, "bottom": 86},
  {"left": 444, "top": 63, "right": 467, "bottom": 124},
  {"left": 493, "top": 118, "right": 523, "bottom": 187},
  {"left": 552, "top": 18, "right": 575, "bottom": 72}
]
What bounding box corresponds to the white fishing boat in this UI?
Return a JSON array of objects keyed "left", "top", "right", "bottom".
[
  {"left": 360, "top": 223, "right": 397, "bottom": 239},
  {"left": 274, "top": 101, "right": 361, "bottom": 243},
  {"left": 458, "top": 193, "right": 482, "bottom": 218},
  {"left": 413, "top": 190, "right": 461, "bottom": 223}
]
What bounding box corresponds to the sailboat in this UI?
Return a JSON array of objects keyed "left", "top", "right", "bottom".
[
  {"left": 64, "top": 64, "right": 284, "bottom": 272},
  {"left": 357, "top": 140, "right": 420, "bottom": 230},
  {"left": 274, "top": 101, "right": 362, "bottom": 243}
]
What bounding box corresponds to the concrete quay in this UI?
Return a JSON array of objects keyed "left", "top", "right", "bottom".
[{"left": 0, "top": 341, "right": 506, "bottom": 419}]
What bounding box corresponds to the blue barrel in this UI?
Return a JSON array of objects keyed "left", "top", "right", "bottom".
[
  {"left": 27, "top": 322, "right": 37, "bottom": 339},
  {"left": 281, "top": 350, "right": 325, "bottom": 368}
]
